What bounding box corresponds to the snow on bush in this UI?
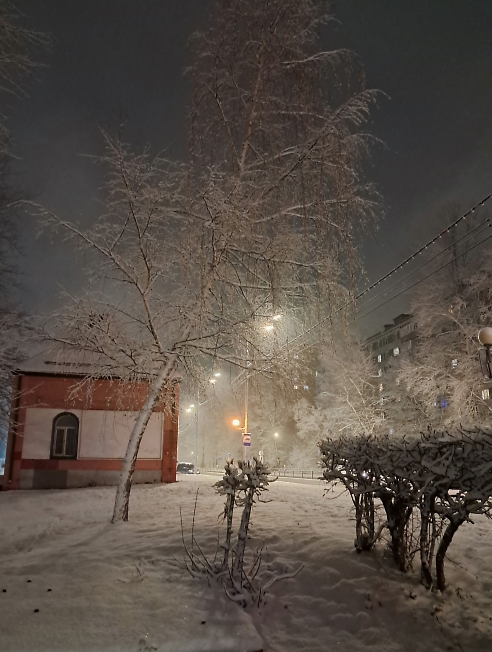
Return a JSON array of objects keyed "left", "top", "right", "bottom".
[
  {"left": 176, "top": 458, "right": 302, "bottom": 607},
  {"left": 320, "top": 428, "right": 492, "bottom": 590}
]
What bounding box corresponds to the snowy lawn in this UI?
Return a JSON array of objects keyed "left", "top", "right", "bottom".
[{"left": 1, "top": 474, "right": 492, "bottom": 652}]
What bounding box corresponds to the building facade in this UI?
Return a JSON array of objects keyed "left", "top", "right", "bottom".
[
  {"left": 364, "top": 313, "right": 418, "bottom": 369},
  {"left": 3, "top": 363, "right": 179, "bottom": 491}
]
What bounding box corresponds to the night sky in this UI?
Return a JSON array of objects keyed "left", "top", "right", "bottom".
[{"left": 9, "top": 0, "right": 492, "bottom": 337}]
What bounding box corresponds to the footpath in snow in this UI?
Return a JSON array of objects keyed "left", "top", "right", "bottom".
[{"left": 1, "top": 473, "right": 492, "bottom": 652}]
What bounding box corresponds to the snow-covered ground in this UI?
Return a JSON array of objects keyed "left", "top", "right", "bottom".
[{"left": 1, "top": 473, "right": 492, "bottom": 652}]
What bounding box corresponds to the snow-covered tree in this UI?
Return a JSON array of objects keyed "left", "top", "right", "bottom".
[
  {"left": 0, "top": 3, "right": 47, "bottom": 439},
  {"left": 315, "top": 334, "right": 385, "bottom": 436},
  {"left": 397, "top": 233, "right": 492, "bottom": 428},
  {"left": 38, "top": 0, "right": 379, "bottom": 522}
]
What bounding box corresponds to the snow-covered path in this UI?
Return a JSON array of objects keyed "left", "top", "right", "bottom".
[{"left": 1, "top": 474, "right": 492, "bottom": 652}]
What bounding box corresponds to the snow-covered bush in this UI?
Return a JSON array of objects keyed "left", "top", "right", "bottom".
[
  {"left": 320, "top": 428, "right": 492, "bottom": 590},
  {"left": 178, "top": 459, "right": 302, "bottom": 607}
]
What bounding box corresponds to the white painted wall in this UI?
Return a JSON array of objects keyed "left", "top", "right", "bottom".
[
  {"left": 79, "top": 411, "right": 162, "bottom": 459},
  {"left": 23, "top": 408, "right": 163, "bottom": 459}
]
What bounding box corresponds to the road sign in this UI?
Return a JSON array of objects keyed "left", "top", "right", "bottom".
[{"left": 242, "top": 433, "right": 251, "bottom": 447}]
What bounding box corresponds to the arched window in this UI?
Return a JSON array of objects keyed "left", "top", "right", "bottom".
[{"left": 51, "top": 413, "right": 79, "bottom": 459}]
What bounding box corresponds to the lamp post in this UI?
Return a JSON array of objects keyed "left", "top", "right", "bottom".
[
  {"left": 478, "top": 327, "right": 492, "bottom": 380},
  {"left": 273, "top": 432, "right": 280, "bottom": 469}
]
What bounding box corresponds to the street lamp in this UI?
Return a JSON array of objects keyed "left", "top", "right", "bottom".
[
  {"left": 273, "top": 432, "right": 280, "bottom": 469},
  {"left": 478, "top": 327, "right": 492, "bottom": 380}
]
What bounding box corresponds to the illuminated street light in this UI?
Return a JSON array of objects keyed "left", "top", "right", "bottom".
[
  {"left": 273, "top": 432, "right": 280, "bottom": 468},
  {"left": 232, "top": 418, "right": 241, "bottom": 427},
  {"left": 478, "top": 327, "right": 492, "bottom": 346},
  {"left": 214, "top": 372, "right": 221, "bottom": 377},
  {"left": 265, "top": 324, "right": 274, "bottom": 332},
  {"left": 185, "top": 407, "right": 192, "bottom": 413}
]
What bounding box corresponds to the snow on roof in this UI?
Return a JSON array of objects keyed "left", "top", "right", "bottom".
[{"left": 15, "top": 346, "right": 180, "bottom": 381}]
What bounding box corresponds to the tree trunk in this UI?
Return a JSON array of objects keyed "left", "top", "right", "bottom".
[
  {"left": 435, "top": 516, "right": 465, "bottom": 591},
  {"left": 232, "top": 487, "right": 254, "bottom": 587},
  {"left": 381, "top": 495, "right": 412, "bottom": 572},
  {"left": 221, "top": 492, "right": 236, "bottom": 572},
  {"left": 112, "top": 354, "right": 178, "bottom": 523},
  {"left": 354, "top": 492, "right": 376, "bottom": 552},
  {"left": 419, "top": 495, "right": 435, "bottom": 589}
]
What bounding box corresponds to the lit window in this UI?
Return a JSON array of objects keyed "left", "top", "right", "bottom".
[
  {"left": 377, "top": 354, "right": 382, "bottom": 363},
  {"left": 378, "top": 369, "right": 382, "bottom": 377},
  {"left": 393, "top": 347, "right": 400, "bottom": 356},
  {"left": 379, "top": 383, "right": 383, "bottom": 392},
  {"left": 451, "top": 359, "right": 458, "bottom": 368},
  {"left": 482, "top": 389, "right": 490, "bottom": 400}
]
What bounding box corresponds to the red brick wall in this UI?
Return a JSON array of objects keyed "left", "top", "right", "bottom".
[{"left": 18, "top": 375, "right": 171, "bottom": 412}]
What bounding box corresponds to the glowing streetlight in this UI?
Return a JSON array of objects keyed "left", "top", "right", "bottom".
[
  {"left": 265, "top": 324, "right": 274, "bottom": 332},
  {"left": 273, "top": 432, "right": 280, "bottom": 468},
  {"left": 232, "top": 418, "right": 241, "bottom": 427},
  {"left": 214, "top": 372, "right": 221, "bottom": 377},
  {"left": 185, "top": 407, "right": 192, "bottom": 413}
]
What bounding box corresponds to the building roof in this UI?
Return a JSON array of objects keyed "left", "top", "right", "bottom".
[
  {"left": 15, "top": 346, "right": 180, "bottom": 382},
  {"left": 365, "top": 313, "right": 414, "bottom": 343}
]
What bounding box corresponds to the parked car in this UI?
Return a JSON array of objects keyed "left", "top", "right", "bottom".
[{"left": 176, "top": 462, "right": 196, "bottom": 474}]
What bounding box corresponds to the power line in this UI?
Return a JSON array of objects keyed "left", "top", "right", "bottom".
[
  {"left": 356, "top": 218, "right": 491, "bottom": 315},
  {"left": 356, "top": 231, "right": 492, "bottom": 322},
  {"left": 282, "top": 193, "right": 492, "bottom": 349},
  {"left": 355, "top": 191, "right": 492, "bottom": 302}
]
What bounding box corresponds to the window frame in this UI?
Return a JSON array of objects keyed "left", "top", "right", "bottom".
[{"left": 50, "top": 412, "right": 79, "bottom": 460}]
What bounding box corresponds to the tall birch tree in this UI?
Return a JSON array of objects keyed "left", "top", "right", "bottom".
[{"left": 39, "top": 0, "right": 379, "bottom": 522}]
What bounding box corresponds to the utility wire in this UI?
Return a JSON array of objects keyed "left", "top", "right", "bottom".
[
  {"left": 356, "top": 218, "right": 491, "bottom": 315},
  {"left": 282, "top": 193, "right": 492, "bottom": 349},
  {"left": 355, "top": 191, "right": 492, "bottom": 302},
  {"left": 356, "top": 231, "right": 492, "bottom": 322}
]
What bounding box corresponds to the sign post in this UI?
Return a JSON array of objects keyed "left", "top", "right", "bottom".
[{"left": 242, "top": 433, "right": 251, "bottom": 462}]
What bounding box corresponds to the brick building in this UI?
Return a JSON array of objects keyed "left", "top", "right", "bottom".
[{"left": 3, "top": 356, "right": 179, "bottom": 491}]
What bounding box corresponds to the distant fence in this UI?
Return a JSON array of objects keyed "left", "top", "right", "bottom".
[
  {"left": 273, "top": 469, "right": 321, "bottom": 480},
  {"left": 202, "top": 468, "right": 322, "bottom": 480}
]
